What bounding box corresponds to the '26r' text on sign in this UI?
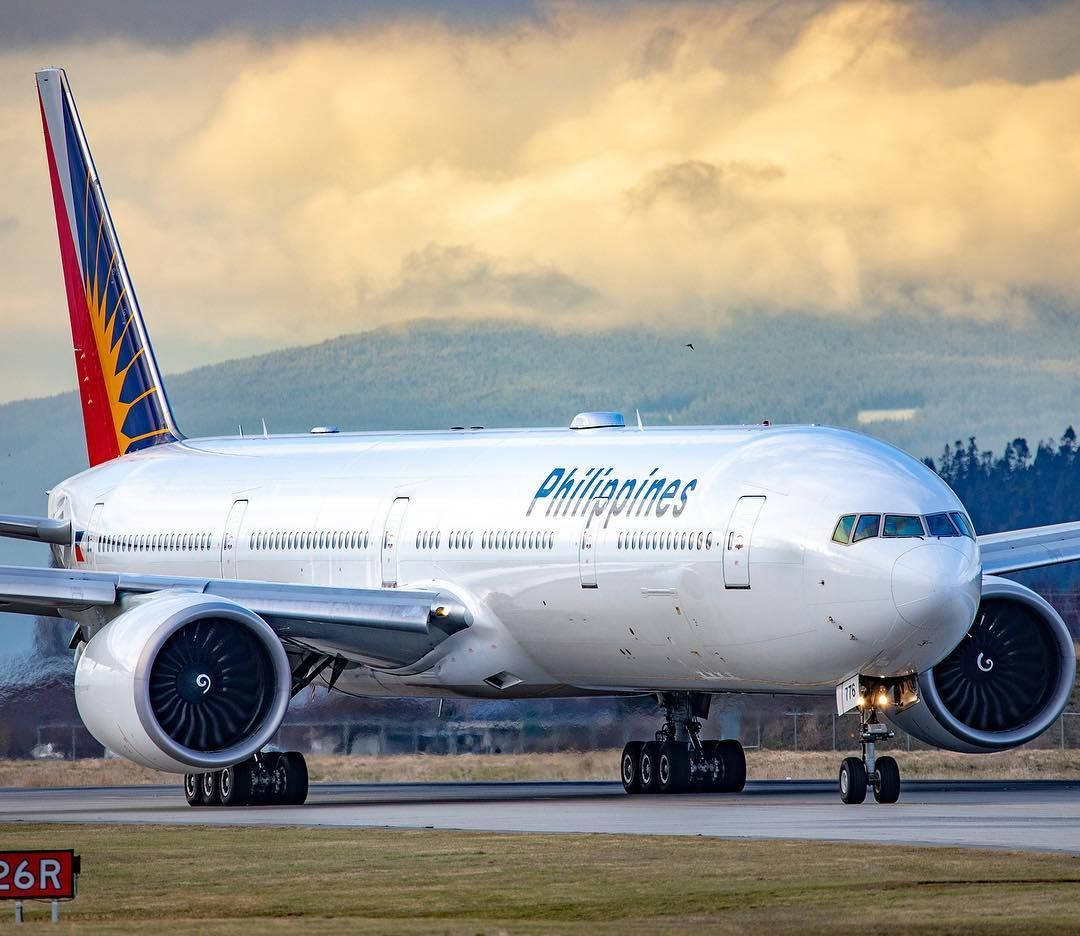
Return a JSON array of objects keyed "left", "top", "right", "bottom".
[{"left": 0, "top": 851, "right": 79, "bottom": 900}]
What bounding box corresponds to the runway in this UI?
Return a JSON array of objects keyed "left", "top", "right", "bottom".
[{"left": 2, "top": 779, "right": 1078, "bottom": 852}]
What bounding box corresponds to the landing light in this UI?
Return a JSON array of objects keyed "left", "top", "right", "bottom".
[{"left": 877, "top": 691, "right": 889, "bottom": 708}]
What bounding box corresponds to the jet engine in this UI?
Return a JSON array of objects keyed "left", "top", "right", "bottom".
[
  {"left": 888, "top": 576, "right": 1076, "bottom": 753},
  {"left": 74, "top": 592, "right": 291, "bottom": 772}
]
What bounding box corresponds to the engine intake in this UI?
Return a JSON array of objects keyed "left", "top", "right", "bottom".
[
  {"left": 75, "top": 592, "right": 291, "bottom": 772},
  {"left": 889, "top": 576, "right": 1076, "bottom": 753}
]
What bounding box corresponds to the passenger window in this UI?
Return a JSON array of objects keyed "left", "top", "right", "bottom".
[
  {"left": 950, "top": 512, "right": 975, "bottom": 539},
  {"left": 925, "top": 513, "right": 958, "bottom": 537},
  {"left": 832, "top": 515, "right": 856, "bottom": 544},
  {"left": 883, "top": 515, "right": 924, "bottom": 538},
  {"left": 852, "top": 514, "right": 880, "bottom": 542}
]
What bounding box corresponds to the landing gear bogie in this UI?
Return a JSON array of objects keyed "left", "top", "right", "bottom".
[
  {"left": 183, "top": 752, "right": 309, "bottom": 807},
  {"left": 622, "top": 691, "right": 745, "bottom": 795}
]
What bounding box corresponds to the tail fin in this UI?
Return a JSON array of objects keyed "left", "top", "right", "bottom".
[{"left": 36, "top": 67, "right": 182, "bottom": 466}]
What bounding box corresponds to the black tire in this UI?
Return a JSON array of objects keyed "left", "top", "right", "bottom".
[
  {"left": 717, "top": 740, "right": 746, "bottom": 793},
  {"left": 220, "top": 761, "right": 252, "bottom": 807},
  {"left": 657, "top": 741, "right": 690, "bottom": 794},
  {"left": 282, "top": 752, "right": 309, "bottom": 805},
  {"left": 201, "top": 770, "right": 222, "bottom": 807},
  {"left": 839, "top": 756, "right": 867, "bottom": 805},
  {"left": 702, "top": 740, "right": 722, "bottom": 792},
  {"left": 873, "top": 756, "right": 901, "bottom": 804},
  {"left": 183, "top": 773, "right": 205, "bottom": 807},
  {"left": 639, "top": 740, "right": 661, "bottom": 794},
  {"left": 256, "top": 752, "right": 286, "bottom": 805},
  {"left": 621, "top": 741, "right": 643, "bottom": 794}
]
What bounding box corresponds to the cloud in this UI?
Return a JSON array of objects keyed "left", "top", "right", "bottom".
[{"left": 2, "top": 1, "right": 1080, "bottom": 402}]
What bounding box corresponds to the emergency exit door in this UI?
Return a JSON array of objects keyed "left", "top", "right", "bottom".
[
  {"left": 723, "top": 495, "right": 765, "bottom": 588},
  {"left": 579, "top": 526, "right": 597, "bottom": 588},
  {"left": 381, "top": 497, "right": 410, "bottom": 587},
  {"left": 221, "top": 499, "right": 248, "bottom": 579}
]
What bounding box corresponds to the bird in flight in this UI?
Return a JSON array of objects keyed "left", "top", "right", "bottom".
[{"left": 685, "top": 343, "right": 695, "bottom": 351}]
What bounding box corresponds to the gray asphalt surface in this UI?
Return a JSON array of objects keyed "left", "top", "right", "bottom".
[{"left": 1, "top": 780, "right": 1078, "bottom": 852}]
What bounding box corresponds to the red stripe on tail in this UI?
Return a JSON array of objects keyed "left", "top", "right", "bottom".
[{"left": 38, "top": 90, "right": 120, "bottom": 466}]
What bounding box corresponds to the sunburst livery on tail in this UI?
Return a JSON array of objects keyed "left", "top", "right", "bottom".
[{"left": 36, "top": 67, "right": 181, "bottom": 466}]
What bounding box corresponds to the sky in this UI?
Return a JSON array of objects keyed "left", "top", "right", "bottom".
[{"left": 1, "top": 0, "right": 1079, "bottom": 404}]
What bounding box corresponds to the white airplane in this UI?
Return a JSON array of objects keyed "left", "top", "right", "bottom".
[{"left": 3, "top": 67, "right": 1078, "bottom": 807}]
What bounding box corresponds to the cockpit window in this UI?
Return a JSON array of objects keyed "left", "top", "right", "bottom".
[
  {"left": 852, "top": 514, "right": 880, "bottom": 542},
  {"left": 832, "top": 515, "right": 856, "bottom": 544},
  {"left": 883, "top": 514, "right": 924, "bottom": 537},
  {"left": 949, "top": 511, "right": 975, "bottom": 539},
  {"left": 925, "top": 513, "right": 959, "bottom": 537}
]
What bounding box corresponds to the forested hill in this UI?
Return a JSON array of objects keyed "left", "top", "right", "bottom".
[
  {"left": 2, "top": 312, "right": 1080, "bottom": 526},
  {"left": 930, "top": 429, "right": 1080, "bottom": 535}
]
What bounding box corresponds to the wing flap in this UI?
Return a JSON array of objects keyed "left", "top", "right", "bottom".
[{"left": 979, "top": 520, "right": 1080, "bottom": 575}]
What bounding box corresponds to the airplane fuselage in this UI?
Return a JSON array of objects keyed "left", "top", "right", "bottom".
[{"left": 49, "top": 421, "right": 982, "bottom": 700}]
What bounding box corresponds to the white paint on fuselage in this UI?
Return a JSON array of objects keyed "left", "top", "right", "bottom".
[{"left": 48, "top": 424, "right": 981, "bottom": 698}]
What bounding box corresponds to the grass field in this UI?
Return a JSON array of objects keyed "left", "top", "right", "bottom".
[
  {"left": 1, "top": 824, "right": 1078, "bottom": 933},
  {"left": 2, "top": 748, "right": 1079, "bottom": 788}
]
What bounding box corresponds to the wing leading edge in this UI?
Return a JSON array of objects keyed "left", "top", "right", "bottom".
[
  {"left": 979, "top": 520, "right": 1080, "bottom": 576},
  {"left": 0, "top": 563, "right": 469, "bottom": 668}
]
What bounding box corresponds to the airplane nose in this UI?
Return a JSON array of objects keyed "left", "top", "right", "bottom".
[{"left": 892, "top": 542, "right": 981, "bottom": 629}]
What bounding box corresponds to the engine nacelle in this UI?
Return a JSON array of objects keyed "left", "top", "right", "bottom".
[
  {"left": 888, "top": 576, "right": 1076, "bottom": 753},
  {"left": 75, "top": 592, "right": 291, "bottom": 773}
]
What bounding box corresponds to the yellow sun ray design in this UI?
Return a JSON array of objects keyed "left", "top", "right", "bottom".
[{"left": 83, "top": 252, "right": 171, "bottom": 455}]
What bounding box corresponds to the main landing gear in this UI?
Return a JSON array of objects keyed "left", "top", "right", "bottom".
[
  {"left": 621, "top": 692, "right": 746, "bottom": 795},
  {"left": 184, "top": 751, "right": 308, "bottom": 807},
  {"left": 839, "top": 698, "right": 901, "bottom": 805}
]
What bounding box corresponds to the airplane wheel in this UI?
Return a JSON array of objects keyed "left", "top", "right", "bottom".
[
  {"left": 657, "top": 742, "right": 690, "bottom": 794},
  {"left": 201, "top": 770, "right": 222, "bottom": 807},
  {"left": 839, "top": 757, "right": 867, "bottom": 804},
  {"left": 702, "top": 740, "right": 722, "bottom": 792},
  {"left": 639, "top": 741, "right": 661, "bottom": 794},
  {"left": 621, "top": 742, "right": 643, "bottom": 794},
  {"left": 873, "top": 756, "right": 901, "bottom": 804},
  {"left": 220, "top": 762, "right": 252, "bottom": 807},
  {"left": 717, "top": 740, "right": 746, "bottom": 793},
  {"left": 184, "top": 773, "right": 205, "bottom": 807},
  {"left": 282, "top": 752, "right": 309, "bottom": 805}
]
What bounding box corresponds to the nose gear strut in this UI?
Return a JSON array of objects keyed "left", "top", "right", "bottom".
[{"left": 839, "top": 694, "right": 901, "bottom": 805}]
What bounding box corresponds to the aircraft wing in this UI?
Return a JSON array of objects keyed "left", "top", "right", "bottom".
[
  {"left": 979, "top": 521, "right": 1080, "bottom": 576},
  {"left": 0, "top": 563, "right": 469, "bottom": 669}
]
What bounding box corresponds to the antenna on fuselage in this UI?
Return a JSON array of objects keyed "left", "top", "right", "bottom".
[
  {"left": 636, "top": 409, "right": 644, "bottom": 431},
  {"left": 238, "top": 424, "right": 244, "bottom": 438},
  {"left": 261, "top": 418, "right": 269, "bottom": 439}
]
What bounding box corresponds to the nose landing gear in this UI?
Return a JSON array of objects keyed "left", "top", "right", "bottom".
[
  {"left": 621, "top": 692, "right": 745, "bottom": 795},
  {"left": 839, "top": 702, "right": 901, "bottom": 805}
]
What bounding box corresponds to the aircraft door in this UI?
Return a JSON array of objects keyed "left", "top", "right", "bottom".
[
  {"left": 220, "top": 499, "right": 248, "bottom": 579},
  {"left": 381, "top": 497, "right": 410, "bottom": 588},
  {"left": 86, "top": 502, "right": 104, "bottom": 570},
  {"left": 579, "top": 526, "right": 597, "bottom": 588},
  {"left": 723, "top": 495, "right": 765, "bottom": 589}
]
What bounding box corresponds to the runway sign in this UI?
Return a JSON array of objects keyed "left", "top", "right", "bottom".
[{"left": 0, "top": 850, "right": 79, "bottom": 899}]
